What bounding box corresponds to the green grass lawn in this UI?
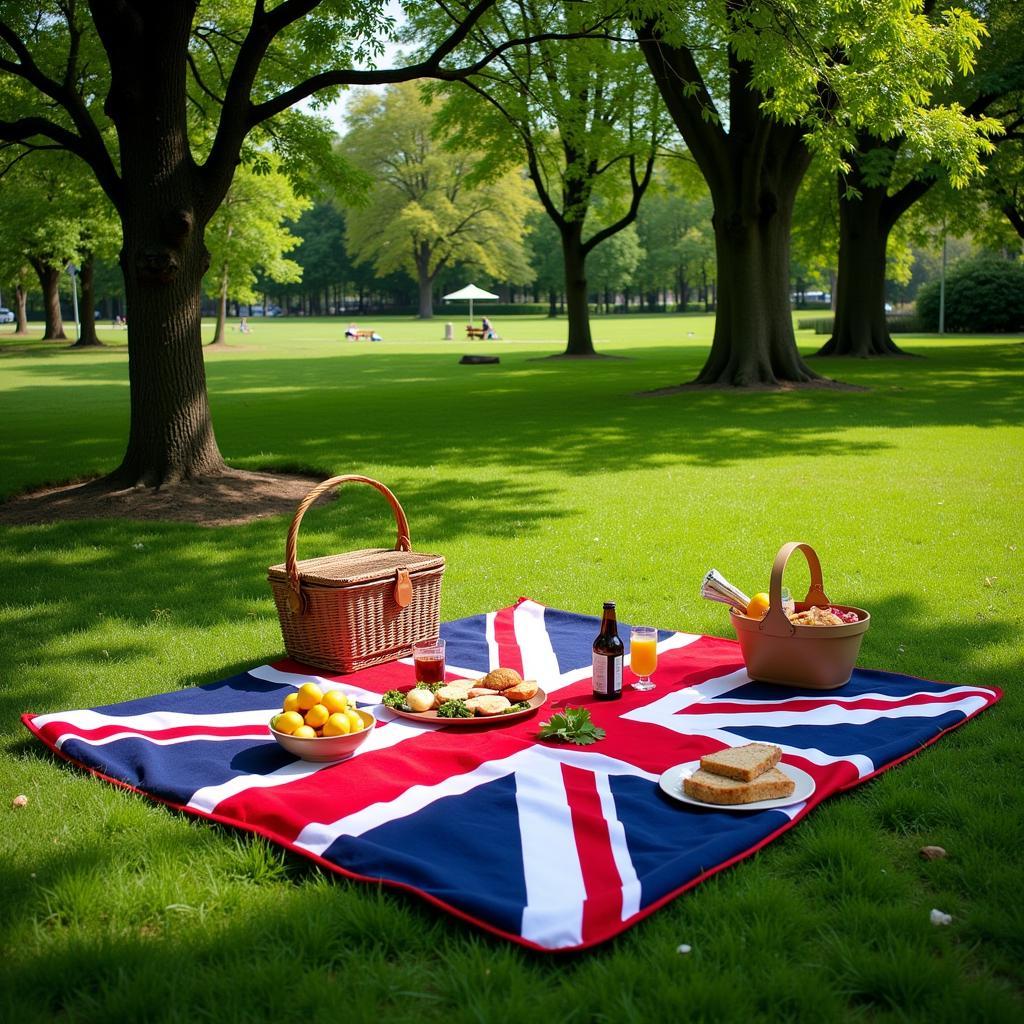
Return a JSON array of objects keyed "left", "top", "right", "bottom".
[{"left": 1, "top": 315, "right": 1021, "bottom": 1022}]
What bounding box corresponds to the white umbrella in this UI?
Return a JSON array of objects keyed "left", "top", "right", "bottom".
[{"left": 442, "top": 283, "right": 499, "bottom": 325}]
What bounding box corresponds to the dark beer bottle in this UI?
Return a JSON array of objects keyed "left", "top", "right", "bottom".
[{"left": 592, "top": 602, "right": 624, "bottom": 700}]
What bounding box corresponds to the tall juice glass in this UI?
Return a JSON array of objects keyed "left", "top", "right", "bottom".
[{"left": 630, "top": 626, "right": 657, "bottom": 691}]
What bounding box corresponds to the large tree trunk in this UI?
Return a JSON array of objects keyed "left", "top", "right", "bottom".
[
  {"left": 72, "top": 255, "right": 103, "bottom": 347},
  {"left": 697, "top": 177, "right": 819, "bottom": 385},
  {"left": 639, "top": 29, "right": 821, "bottom": 385},
  {"left": 13, "top": 282, "right": 29, "bottom": 335},
  {"left": 817, "top": 175, "right": 908, "bottom": 357},
  {"left": 98, "top": 4, "right": 225, "bottom": 487},
  {"left": 560, "top": 221, "right": 596, "bottom": 356},
  {"left": 29, "top": 258, "right": 67, "bottom": 340}
]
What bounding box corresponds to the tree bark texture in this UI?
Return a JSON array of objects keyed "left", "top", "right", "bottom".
[
  {"left": 698, "top": 169, "right": 818, "bottom": 384},
  {"left": 72, "top": 255, "right": 102, "bottom": 347},
  {"left": 639, "top": 28, "right": 821, "bottom": 385},
  {"left": 14, "top": 283, "right": 29, "bottom": 335},
  {"left": 817, "top": 143, "right": 915, "bottom": 357},
  {"left": 30, "top": 258, "right": 67, "bottom": 340},
  {"left": 95, "top": 4, "right": 225, "bottom": 486},
  {"left": 416, "top": 243, "right": 434, "bottom": 318},
  {"left": 561, "top": 222, "right": 595, "bottom": 355},
  {"left": 211, "top": 268, "right": 228, "bottom": 344}
]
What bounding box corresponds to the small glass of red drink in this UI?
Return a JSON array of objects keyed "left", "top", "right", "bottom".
[{"left": 412, "top": 639, "right": 446, "bottom": 684}]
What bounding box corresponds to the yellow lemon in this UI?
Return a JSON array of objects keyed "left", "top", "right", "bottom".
[
  {"left": 322, "top": 690, "right": 348, "bottom": 715},
  {"left": 273, "top": 711, "right": 304, "bottom": 735},
  {"left": 296, "top": 682, "right": 323, "bottom": 711},
  {"left": 322, "top": 712, "right": 351, "bottom": 736},
  {"left": 282, "top": 692, "right": 301, "bottom": 714},
  {"left": 292, "top": 725, "right": 317, "bottom": 739},
  {"left": 345, "top": 709, "right": 364, "bottom": 734},
  {"left": 305, "top": 703, "right": 330, "bottom": 729},
  {"left": 745, "top": 593, "right": 771, "bottom": 620}
]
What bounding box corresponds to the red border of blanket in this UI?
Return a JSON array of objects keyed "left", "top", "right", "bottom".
[{"left": 20, "top": 674, "right": 1001, "bottom": 954}]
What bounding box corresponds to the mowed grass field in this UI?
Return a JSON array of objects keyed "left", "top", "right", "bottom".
[{"left": 1, "top": 314, "right": 1021, "bottom": 1022}]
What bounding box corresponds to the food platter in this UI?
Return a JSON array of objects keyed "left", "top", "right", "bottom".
[
  {"left": 387, "top": 686, "right": 547, "bottom": 726},
  {"left": 658, "top": 760, "right": 815, "bottom": 811}
]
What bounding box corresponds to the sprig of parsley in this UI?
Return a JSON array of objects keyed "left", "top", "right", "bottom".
[
  {"left": 436, "top": 698, "right": 473, "bottom": 719},
  {"left": 537, "top": 707, "right": 605, "bottom": 745}
]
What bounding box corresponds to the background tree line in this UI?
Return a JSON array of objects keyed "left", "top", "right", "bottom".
[{"left": 1, "top": 1, "right": 1021, "bottom": 487}]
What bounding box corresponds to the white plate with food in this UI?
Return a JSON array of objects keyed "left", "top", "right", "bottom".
[{"left": 659, "top": 759, "right": 815, "bottom": 811}]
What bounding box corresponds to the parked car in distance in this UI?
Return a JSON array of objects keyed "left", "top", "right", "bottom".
[
  {"left": 249, "top": 304, "right": 282, "bottom": 317},
  {"left": 0, "top": 307, "right": 15, "bottom": 323}
]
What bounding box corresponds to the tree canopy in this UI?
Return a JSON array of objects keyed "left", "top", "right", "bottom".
[{"left": 343, "top": 82, "right": 536, "bottom": 318}]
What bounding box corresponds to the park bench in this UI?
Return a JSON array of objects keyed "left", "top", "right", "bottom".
[{"left": 466, "top": 325, "right": 492, "bottom": 339}]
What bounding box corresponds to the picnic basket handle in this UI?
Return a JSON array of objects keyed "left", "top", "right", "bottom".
[
  {"left": 759, "top": 542, "right": 832, "bottom": 638},
  {"left": 285, "top": 475, "right": 412, "bottom": 600}
]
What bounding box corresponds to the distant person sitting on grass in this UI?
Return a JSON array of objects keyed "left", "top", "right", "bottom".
[
  {"left": 481, "top": 316, "right": 496, "bottom": 340},
  {"left": 344, "top": 323, "right": 359, "bottom": 340},
  {"left": 239, "top": 317, "right": 250, "bottom": 334}
]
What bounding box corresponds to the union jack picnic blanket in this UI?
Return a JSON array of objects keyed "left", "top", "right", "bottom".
[{"left": 22, "top": 599, "right": 1000, "bottom": 952}]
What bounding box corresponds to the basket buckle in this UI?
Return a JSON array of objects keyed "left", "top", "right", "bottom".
[
  {"left": 286, "top": 585, "right": 307, "bottom": 616},
  {"left": 394, "top": 567, "right": 412, "bottom": 608}
]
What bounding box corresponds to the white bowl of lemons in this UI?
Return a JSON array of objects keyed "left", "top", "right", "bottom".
[{"left": 268, "top": 681, "right": 375, "bottom": 762}]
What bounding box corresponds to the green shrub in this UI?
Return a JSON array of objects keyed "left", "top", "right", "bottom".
[{"left": 916, "top": 257, "right": 1024, "bottom": 332}]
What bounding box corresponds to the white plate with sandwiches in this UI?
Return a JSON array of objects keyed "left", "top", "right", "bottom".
[{"left": 659, "top": 742, "right": 815, "bottom": 811}]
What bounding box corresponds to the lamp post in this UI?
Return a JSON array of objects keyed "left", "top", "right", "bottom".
[
  {"left": 66, "top": 263, "right": 80, "bottom": 342},
  {"left": 938, "top": 230, "right": 947, "bottom": 336}
]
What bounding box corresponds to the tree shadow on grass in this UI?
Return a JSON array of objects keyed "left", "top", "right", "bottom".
[{"left": 2, "top": 344, "right": 1021, "bottom": 487}]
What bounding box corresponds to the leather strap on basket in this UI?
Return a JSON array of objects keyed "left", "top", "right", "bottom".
[
  {"left": 285, "top": 475, "right": 412, "bottom": 614},
  {"left": 759, "top": 541, "right": 832, "bottom": 638}
]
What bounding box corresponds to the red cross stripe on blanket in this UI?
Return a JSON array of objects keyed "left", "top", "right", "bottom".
[{"left": 22, "top": 599, "right": 1001, "bottom": 952}]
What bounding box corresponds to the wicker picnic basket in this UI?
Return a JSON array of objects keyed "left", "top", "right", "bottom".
[
  {"left": 267, "top": 475, "right": 445, "bottom": 674},
  {"left": 730, "top": 542, "right": 870, "bottom": 690}
]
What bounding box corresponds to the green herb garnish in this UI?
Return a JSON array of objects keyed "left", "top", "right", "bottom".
[
  {"left": 412, "top": 682, "right": 443, "bottom": 694},
  {"left": 382, "top": 690, "right": 407, "bottom": 709},
  {"left": 436, "top": 698, "right": 473, "bottom": 719},
  {"left": 503, "top": 701, "right": 531, "bottom": 714},
  {"left": 537, "top": 707, "right": 605, "bottom": 745}
]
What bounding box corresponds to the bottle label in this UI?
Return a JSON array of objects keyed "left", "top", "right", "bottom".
[{"left": 592, "top": 654, "right": 623, "bottom": 695}]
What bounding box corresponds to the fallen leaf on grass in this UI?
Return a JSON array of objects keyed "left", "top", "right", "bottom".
[
  {"left": 11, "top": 794, "right": 28, "bottom": 808},
  {"left": 930, "top": 909, "right": 953, "bottom": 926},
  {"left": 920, "top": 845, "right": 947, "bottom": 860}
]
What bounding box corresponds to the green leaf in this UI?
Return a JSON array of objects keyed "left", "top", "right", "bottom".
[{"left": 538, "top": 707, "right": 605, "bottom": 745}]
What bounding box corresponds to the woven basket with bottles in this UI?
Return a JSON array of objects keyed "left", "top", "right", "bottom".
[{"left": 267, "top": 475, "right": 445, "bottom": 674}]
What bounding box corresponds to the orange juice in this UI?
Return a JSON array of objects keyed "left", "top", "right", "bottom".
[{"left": 630, "top": 637, "right": 657, "bottom": 678}]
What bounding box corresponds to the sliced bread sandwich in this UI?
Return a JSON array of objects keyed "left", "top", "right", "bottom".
[
  {"left": 700, "top": 742, "right": 781, "bottom": 782},
  {"left": 683, "top": 766, "right": 795, "bottom": 805}
]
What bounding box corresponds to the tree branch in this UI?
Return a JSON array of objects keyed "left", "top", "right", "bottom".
[
  {"left": 633, "top": 21, "right": 729, "bottom": 191},
  {"left": 581, "top": 148, "right": 656, "bottom": 256},
  {"left": 0, "top": 16, "right": 121, "bottom": 206},
  {"left": 247, "top": 23, "right": 609, "bottom": 130}
]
